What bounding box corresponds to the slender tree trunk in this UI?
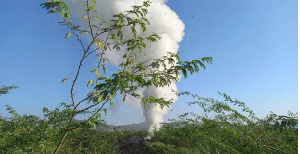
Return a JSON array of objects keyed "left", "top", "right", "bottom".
[{"left": 52, "top": 113, "right": 75, "bottom": 154}]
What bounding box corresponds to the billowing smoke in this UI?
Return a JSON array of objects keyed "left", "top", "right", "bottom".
[{"left": 66, "top": 0, "right": 185, "bottom": 133}]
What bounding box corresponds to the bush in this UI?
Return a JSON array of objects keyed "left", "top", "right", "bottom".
[
  {"left": 146, "top": 93, "right": 298, "bottom": 154},
  {"left": 0, "top": 93, "right": 297, "bottom": 153}
]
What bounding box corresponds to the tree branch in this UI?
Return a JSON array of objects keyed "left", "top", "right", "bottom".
[{"left": 86, "top": 0, "right": 95, "bottom": 39}]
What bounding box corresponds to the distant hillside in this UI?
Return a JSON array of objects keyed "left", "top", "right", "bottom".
[{"left": 97, "top": 121, "right": 149, "bottom": 132}]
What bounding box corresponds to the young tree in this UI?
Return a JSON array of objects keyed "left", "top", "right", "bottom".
[{"left": 40, "top": 0, "right": 212, "bottom": 153}]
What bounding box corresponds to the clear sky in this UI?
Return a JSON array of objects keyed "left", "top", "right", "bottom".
[{"left": 0, "top": 0, "right": 297, "bottom": 126}]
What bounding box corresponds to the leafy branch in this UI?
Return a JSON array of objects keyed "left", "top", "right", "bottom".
[{"left": 40, "top": 0, "right": 212, "bottom": 153}]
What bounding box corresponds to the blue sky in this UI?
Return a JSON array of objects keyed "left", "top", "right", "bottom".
[{"left": 0, "top": 0, "right": 297, "bottom": 125}]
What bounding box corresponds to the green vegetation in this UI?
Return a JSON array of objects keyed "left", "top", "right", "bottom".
[
  {"left": 0, "top": 85, "right": 18, "bottom": 96},
  {"left": 148, "top": 93, "right": 298, "bottom": 154},
  {"left": 0, "top": 0, "right": 297, "bottom": 153},
  {"left": 0, "top": 93, "right": 297, "bottom": 153}
]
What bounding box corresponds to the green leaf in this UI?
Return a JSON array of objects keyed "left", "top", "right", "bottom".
[
  {"left": 141, "top": 42, "right": 146, "bottom": 48},
  {"left": 103, "top": 108, "right": 108, "bottom": 116},
  {"left": 95, "top": 69, "right": 101, "bottom": 77},
  {"left": 48, "top": 8, "right": 59, "bottom": 14},
  {"left": 182, "top": 68, "right": 187, "bottom": 78},
  {"left": 141, "top": 23, "right": 146, "bottom": 32},
  {"left": 109, "top": 88, "right": 117, "bottom": 99},
  {"left": 92, "top": 0, "right": 96, "bottom": 7},
  {"left": 102, "top": 91, "right": 109, "bottom": 100},
  {"left": 103, "top": 21, "right": 110, "bottom": 25},
  {"left": 70, "top": 25, "right": 80, "bottom": 30},
  {"left": 92, "top": 7, "right": 97, "bottom": 14},
  {"left": 64, "top": 32, "right": 72, "bottom": 40},
  {"left": 133, "top": 52, "right": 139, "bottom": 59},
  {"left": 97, "top": 95, "right": 103, "bottom": 102},
  {"left": 87, "top": 80, "right": 94, "bottom": 87},
  {"left": 90, "top": 68, "right": 96, "bottom": 72},
  {"left": 42, "top": 107, "right": 49, "bottom": 113},
  {"left": 102, "top": 65, "right": 107, "bottom": 73},
  {"left": 79, "top": 30, "right": 89, "bottom": 34}
]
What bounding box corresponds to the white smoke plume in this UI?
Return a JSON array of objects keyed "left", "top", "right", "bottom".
[{"left": 66, "top": 0, "right": 185, "bottom": 133}]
